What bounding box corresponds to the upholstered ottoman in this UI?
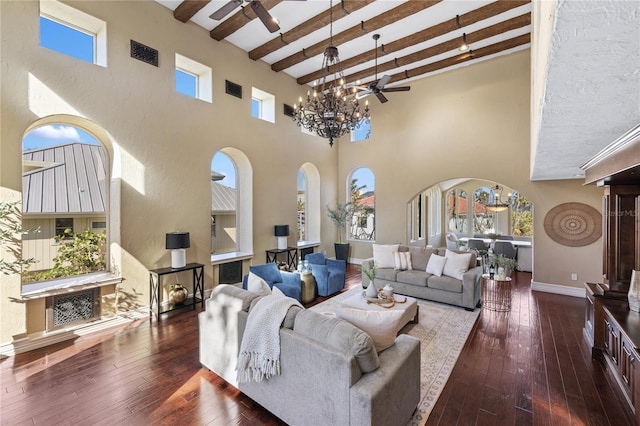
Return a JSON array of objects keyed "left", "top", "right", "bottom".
[{"left": 340, "top": 292, "right": 419, "bottom": 333}]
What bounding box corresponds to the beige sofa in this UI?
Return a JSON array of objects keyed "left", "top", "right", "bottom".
[
  {"left": 199, "top": 284, "right": 421, "bottom": 426},
  {"left": 362, "top": 246, "right": 482, "bottom": 311}
]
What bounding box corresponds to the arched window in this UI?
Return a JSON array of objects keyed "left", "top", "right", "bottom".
[
  {"left": 511, "top": 191, "right": 533, "bottom": 236},
  {"left": 473, "top": 186, "right": 497, "bottom": 235},
  {"left": 348, "top": 167, "right": 375, "bottom": 241},
  {"left": 22, "top": 124, "right": 108, "bottom": 283},
  {"left": 211, "top": 152, "right": 237, "bottom": 254},
  {"left": 447, "top": 189, "right": 468, "bottom": 234},
  {"left": 297, "top": 169, "right": 306, "bottom": 241}
]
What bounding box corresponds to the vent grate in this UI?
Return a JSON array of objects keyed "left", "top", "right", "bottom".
[
  {"left": 130, "top": 40, "right": 158, "bottom": 67},
  {"left": 47, "top": 288, "right": 100, "bottom": 330},
  {"left": 283, "top": 104, "right": 295, "bottom": 117},
  {"left": 219, "top": 261, "right": 242, "bottom": 284},
  {"left": 225, "top": 80, "right": 242, "bottom": 99}
]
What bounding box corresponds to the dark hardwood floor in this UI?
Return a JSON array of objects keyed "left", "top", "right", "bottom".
[{"left": 1, "top": 265, "right": 632, "bottom": 425}]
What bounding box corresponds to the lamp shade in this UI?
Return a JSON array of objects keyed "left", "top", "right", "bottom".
[
  {"left": 274, "top": 225, "right": 290, "bottom": 237},
  {"left": 166, "top": 232, "right": 190, "bottom": 249}
]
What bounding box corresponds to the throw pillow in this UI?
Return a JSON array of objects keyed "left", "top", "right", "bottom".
[
  {"left": 443, "top": 249, "right": 472, "bottom": 280},
  {"left": 426, "top": 254, "right": 447, "bottom": 276},
  {"left": 372, "top": 244, "right": 400, "bottom": 268},
  {"left": 247, "top": 272, "right": 272, "bottom": 296},
  {"left": 334, "top": 307, "right": 405, "bottom": 352},
  {"left": 271, "top": 286, "right": 286, "bottom": 297},
  {"left": 393, "top": 251, "right": 412, "bottom": 270}
]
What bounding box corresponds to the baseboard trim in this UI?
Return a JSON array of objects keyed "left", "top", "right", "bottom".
[
  {"left": 0, "top": 314, "right": 138, "bottom": 357},
  {"left": 531, "top": 281, "right": 585, "bottom": 298}
]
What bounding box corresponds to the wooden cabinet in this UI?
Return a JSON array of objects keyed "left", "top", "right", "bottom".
[{"left": 601, "top": 304, "right": 640, "bottom": 423}]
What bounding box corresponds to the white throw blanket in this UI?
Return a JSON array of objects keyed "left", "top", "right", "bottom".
[{"left": 236, "top": 294, "right": 302, "bottom": 383}]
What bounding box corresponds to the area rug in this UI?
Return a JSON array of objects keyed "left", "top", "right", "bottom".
[{"left": 309, "top": 287, "right": 480, "bottom": 425}]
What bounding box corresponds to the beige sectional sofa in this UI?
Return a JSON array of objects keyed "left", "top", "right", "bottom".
[
  {"left": 199, "top": 284, "right": 421, "bottom": 426},
  {"left": 362, "top": 245, "right": 482, "bottom": 311}
]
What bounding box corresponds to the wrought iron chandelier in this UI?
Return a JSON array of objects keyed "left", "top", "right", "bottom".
[{"left": 292, "top": 4, "right": 370, "bottom": 147}]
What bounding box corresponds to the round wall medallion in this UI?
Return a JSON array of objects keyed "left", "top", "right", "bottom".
[{"left": 543, "top": 202, "right": 602, "bottom": 247}]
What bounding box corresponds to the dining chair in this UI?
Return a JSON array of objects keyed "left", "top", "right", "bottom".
[
  {"left": 493, "top": 241, "right": 517, "bottom": 259},
  {"left": 445, "top": 232, "right": 459, "bottom": 250},
  {"left": 496, "top": 235, "right": 514, "bottom": 241},
  {"left": 467, "top": 238, "right": 489, "bottom": 256}
]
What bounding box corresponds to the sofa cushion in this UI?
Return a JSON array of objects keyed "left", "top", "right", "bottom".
[
  {"left": 334, "top": 308, "right": 405, "bottom": 352},
  {"left": 396, "top": 270, "right": 430, "bottom": 287},
  {"left": 393, "top": 251, "right": 412, "bottom": 270},
  {"left": 249, "top": 263, "right": 282, "bottom": 284},
  {"left": 293, "top": 310, "right": 379, "bottom": 373},
  {"left": 427, "top": 275, "right": 464, "bottom": 293},
  {"left": 409, "top": 247, "right": 438, "bottom": 272},
  {"left": 425, "top": 254, "right": 447, "bottom": 276},
  {"left": 373, "top": 244, "right": 399, "bottom": 268},
  {"left": 443, "top": 250, "right": 472, "bottom": 280},
  {"left": 438, "top": 248, "right": 476, "bottom": 270},
  {"left": 376, "top": 267, "right": 398, "bottom": 281},
  {"left": 247, "top": 272, "right": 272, "bottom": 295}
]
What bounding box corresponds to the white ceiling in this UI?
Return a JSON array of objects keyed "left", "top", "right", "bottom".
[{"left": 155, "top": 0, "right": 640, "bottom": 181}]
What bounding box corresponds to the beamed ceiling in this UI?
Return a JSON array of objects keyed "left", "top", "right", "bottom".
[{"left": 156, "top": 0, "right": 640, "bottom": 181}]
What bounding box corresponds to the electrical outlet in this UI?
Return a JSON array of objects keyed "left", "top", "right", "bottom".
[{"left": 571, "top": 273, "right": 578, "bottom": 281}]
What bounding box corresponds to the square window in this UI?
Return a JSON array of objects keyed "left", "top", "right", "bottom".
[
  {"left": 175, "top": 53, "right": 212, "bottom": 103},
  {"left": 351, "top": 119, "right": 371, "bottom": 142},
  {"left": 40, "top": 16, "right": 95, "bottom": 63},
  {"left": 176, "top": 68, "right": 198, "bottom": 98},
  {"left": 251, "top": 87, "right": 275, "bottom": 123},
  {"left": 39, "top": 1, "right": 107, "bottom": 67},
  {"left": 55, "top": 218, "right": 73, "bottom": 238}
]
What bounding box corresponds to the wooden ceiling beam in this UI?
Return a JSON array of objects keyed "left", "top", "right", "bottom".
[
  {"left": 173, "top": 0, "right": 211, "bottom": 23},
  {"left": 271, "top": 0, "right": 442, "bottom": 73},
  {"left": 248, "top": 0, "right": 374, "bottom": 61},
  {"left": 298, "top": 0, "right": 530, "bottom": 85},
  {"left": 340, "top": 13, "right": 531, "bottom": 86},
  {"left": 384, "top": 33, "right": 531, "bottom": 86},
  {"left": 210, "top": 0, "right": 283, "bottom": 41}
]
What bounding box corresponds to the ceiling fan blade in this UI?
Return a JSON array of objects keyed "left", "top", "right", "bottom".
[
  {"left": 210, "top": 0, "right": 243, "bottom": 20},
  {"left": 250, "top": 1, "right": 280, "bottom": 33},
  {"left": 375, "top": 75, "right": 391, "bottom": 90},
  {"left": 375, "top": 92, "right": 388, "bottom": 104},
  {"left": 381, "top": 86, "right": 411, "bottom": 93}
]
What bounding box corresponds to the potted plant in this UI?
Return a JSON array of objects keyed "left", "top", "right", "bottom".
[
  {"left": 326, "top": 201, "right": 353, "bottom": 261},
  {"left": 494, "top": 254, "right": 518, "bottom": 279},
  {"left": 361, "top": 262, "right": 377, "bottom": 291}
]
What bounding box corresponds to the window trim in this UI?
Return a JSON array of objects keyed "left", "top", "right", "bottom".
[
  {"left": 39, "top": 0, "right": 107, "bottom": 67},
  {"left": 251, "top": 87, "right": 275, "bottom": 123},
  {"left": 175, "top": 53, "right": 212, "bottom": 103}
]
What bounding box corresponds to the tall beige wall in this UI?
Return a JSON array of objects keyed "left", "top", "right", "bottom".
[
  {"left": 339, "top": 49, "right": 603, "bottom": 288},
  {"left": 0, "top": 0, "right": 339, "bottom": 343}
]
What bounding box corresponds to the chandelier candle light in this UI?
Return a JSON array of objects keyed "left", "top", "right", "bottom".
[{"left": 292, "top": 4, "right": 370, "bottom": 146}]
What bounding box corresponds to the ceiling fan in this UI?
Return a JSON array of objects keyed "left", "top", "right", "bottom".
[
  {"left": 355, "top": 34, "right": 411, "bottom": 104},
  {"left": 210, "top": 0, "right": 302, "bottom": 33}
]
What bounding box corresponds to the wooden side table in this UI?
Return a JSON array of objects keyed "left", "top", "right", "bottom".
[
  {"left": 300, "top": 271, "right": 316, "bottom": 304},
  {"left": 482, "top": 274, "right": 512, "bottom": 312}
]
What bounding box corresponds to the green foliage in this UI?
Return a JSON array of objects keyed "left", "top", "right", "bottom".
[
  {"left": 0, "top": 200, "right": 38, "bottom": 275},
  {"left": 494, "top": 254, "right": 518, "bottom": 272},
  {"left": 511, "top": 193, "right": 533, "bottom": 236},
  {"left": 361, "top": 262, "right": 377, "bottom": 282},
  {"left": 326, "top": 201, "right": 353, "bottom": 243},
  {"left": 26, "top": 228, "right": 106, "bottom": 282}
]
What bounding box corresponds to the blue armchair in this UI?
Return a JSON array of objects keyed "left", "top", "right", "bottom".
[
  {"left": 242, "top": 263, "right": 301, "bottom": 301},
  {"left": 305, "top": 252, "right": 346, "bottom": 297}
]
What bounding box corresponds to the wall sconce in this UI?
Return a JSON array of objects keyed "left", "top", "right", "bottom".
[
  {"left": 166, "top": 232, "right": 190, "bottom": 269},
  {"left": 274, "top": 225, "right": 289, "bottom": 250}
]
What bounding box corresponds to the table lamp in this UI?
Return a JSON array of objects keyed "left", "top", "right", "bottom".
[
  {"left": 166, "top": 232, "right": 190, "bottom": 269},
  {"left": 274, "top": 225, "right": 289, "bottom": 250}
]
